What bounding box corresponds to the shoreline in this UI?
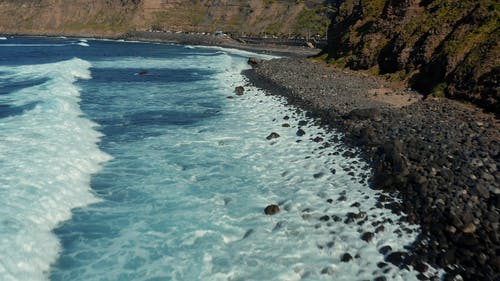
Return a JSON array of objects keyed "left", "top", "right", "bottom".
[
  {"left": 1, "top": 31, "right": 321, "bottom": 58},
  {"left": 4, "top": 33, "right": 499, "bottom": 279},
  {"left": 243, "top": 58, "right": 499, "bottom": 280}
]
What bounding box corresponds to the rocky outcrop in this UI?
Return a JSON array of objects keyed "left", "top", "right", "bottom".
[{"left": 326, "top": 0, "right": 499, "bottom": 113}]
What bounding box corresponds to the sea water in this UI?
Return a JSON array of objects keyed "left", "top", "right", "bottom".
[{"left": 0, "top": 37, "right": 436, "bottom": 281}]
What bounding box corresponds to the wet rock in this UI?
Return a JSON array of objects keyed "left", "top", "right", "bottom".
[
  {"left": 462, "top": 223, "right": 477, "bottom": 234},
  {"left": 350, "top": 202, "right": 361, "bottom": 207},
  {"left": 386, "top": 251, "right": 408, "bottom": 267},
  {"left": 331, "top": 215, "right": 342, "bottom": 222},
  {"left": 414, "top": 261, "right": 428, "bottom": 273},
  {"left": 266, "top": 132, "right": 280, "bottom": 140},
  {"left": 313, "top": 172, "right": 324, "bottom": 179},
  {"left": 264, "top": 204, "right": 280, "bottom": 215},
  {"left": 341, "top": 253, "right": 353, "bottom": 262},
  {"left": 379, "top": 245, "right": 392, "bottom": 255},
  {"left": 374, "top": 277, "right": 387, "bottom": 281},
  {"left": 319, "top": 215, "right": 330, "bottom": 221},
  {"left": 282, "top": 123, "right": 290, "bottom": 127},
  {"left": 247, "top": 57, "right": 259, "bottom": 66},
  {"left": 375, "top": 225, "right": 385, "bottom": 233},
  {"left": 235, "top": 86, "right": 244, "bottom": 96},
  {"left": 296, "top": 128, "right": 306, "bottom": 137},
  {"left": 298, "top": 120, "right": 308, "bottom": 126},
  {"left": 313, "top": 136, "right": 324, "bottom": 142},
  {"left": 361, "top": 232, "right": 375, "bottom": 242}
]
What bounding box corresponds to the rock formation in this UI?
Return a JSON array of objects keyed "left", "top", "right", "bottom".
[{"left": 326, "top": 0, "right": 499, "bottom": 113}]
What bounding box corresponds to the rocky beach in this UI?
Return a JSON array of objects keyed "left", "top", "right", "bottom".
[{"left": 243, "top": 58, "right": 500, "bottom": 280}]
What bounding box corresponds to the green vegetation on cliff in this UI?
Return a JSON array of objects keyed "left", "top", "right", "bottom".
[
  {"left": 326, "top": 0, "right": 499, "bottom": 113},
  {"left": 0, "top": 0, "right": 333, "bottom": 38}
]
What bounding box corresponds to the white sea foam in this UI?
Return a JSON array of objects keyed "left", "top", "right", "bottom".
[
  {"left": 0, "top": 36, "right": 7, "bottom": 40},
  {"left": 46, "top": 46, "right": 442, "bottom": 280},
  {"left": 76, "top": 42, "right": 89, "bottom": 47},
  {"left": 0, "top": 58, "right": 111, "bottom": 281}
]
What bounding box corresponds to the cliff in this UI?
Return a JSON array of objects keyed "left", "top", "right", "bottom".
[
  {"left": 326, "top": 0, "right": 499, "bottom": 113},
  {"left": 0, "top": 0, "right": 332, "bottom": 37}
]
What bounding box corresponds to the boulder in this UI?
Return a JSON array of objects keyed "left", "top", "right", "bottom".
[
  {"left": 266, "top": 132, "right": 280, "bottom": 140},
  {"left": 341, "top": 253, "right": 353, "bottom": 262},
  {"left": 264, "top": 204, "right": 280, "bottom": 215},
  {"left": 248, "top": 57, "right": 259, "bottom": 66},
  {"left": 235, "top": 86, "right": 244, "bottom": 96}
]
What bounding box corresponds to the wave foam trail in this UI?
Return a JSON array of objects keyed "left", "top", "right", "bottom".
[{"left": 0, "top": 58, "right": 111, "bottom": 281}]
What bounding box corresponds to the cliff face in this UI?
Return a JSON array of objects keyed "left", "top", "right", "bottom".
[
  {"left": 0, "top": 0, "right": 331, "bottom": 37},
  {"left": 326, "top": 0, "right": 499, "bottom": 113}
]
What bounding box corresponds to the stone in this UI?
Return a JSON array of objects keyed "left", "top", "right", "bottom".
[
  {"left": 264, "top": 204, "right": 280, "bottom": 215},
  {"left": 266, "top": 132, "right": 280, "bottom": 140},
  {"left": 361, "top": 232, "right": 374, "bottom": 242},
  {"left": 414, "top": 261, "right": 428, "bottom": 273},
  {"left": 341, "top": 253, "right": 353, "bottom": 262},
  {"left": 375, "top": 225, "right": 385, "bottom": 233},
  {"left": 313, "top": 172, "right": 324, "bottom": 178},
  {"left": 247, "top": 57, "right": 259, "bottom": 66},
  {"left": 378, "top": 244, "right": 393, "bottom": 257},
  {"left": 462, "top": 223, "right": 476, "bottom": 233},
  {"left": 319, "top": 215, "right": 330, "bottom": 221},
  {"left": 385, "top": 251, "right": 407, "bottom": 266},
  {"left": 313, "top": 136, "right": 324, "bottom": 142},
  {"left": 377, "top": 262, "right": 388, "bottom": 268},
  {"left": 296, "top": 129, "right": 306, "bottom": 137},
  {"left": 235, "top": 86, "right": 244, "bottom": 95},
  {"left": 282, "top": 123, "right": 290, "bottom": 127}
]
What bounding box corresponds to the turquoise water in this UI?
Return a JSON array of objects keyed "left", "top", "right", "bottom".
[{"left": 0, "top": 37, "right": 430, "bottom": 281}]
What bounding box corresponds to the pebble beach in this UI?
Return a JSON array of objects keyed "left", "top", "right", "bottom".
[{"left": 244, "top": 57, "right": 500, "bottom": 280}]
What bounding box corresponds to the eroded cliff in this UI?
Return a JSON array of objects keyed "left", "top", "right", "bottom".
[
  {"left": 0, "top": 0, "right": 332, "bottom": 37},
  {"left": 326, "top": 0, "right": 499, "bottom": 113}
]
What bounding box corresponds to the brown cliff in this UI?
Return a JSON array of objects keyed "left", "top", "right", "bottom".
[
  {"left": 326, "top": 0, "right": 499, "bottom": 113},
  {"left": 0, "top": 0, "right": 331, "bottom": 38}
]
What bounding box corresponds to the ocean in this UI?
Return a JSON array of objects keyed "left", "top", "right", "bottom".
[{"left": 0, "top": 37, "right": 431, "bottom": 281}]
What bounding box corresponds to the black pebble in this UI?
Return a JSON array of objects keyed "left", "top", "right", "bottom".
[
  {"left": 296, "top": 129, "right": 306, "bottom": 136},
  {"left": 341, "top": 253, "right": 353, "bottom": 262},
  {"left": 379, "top": 245, "right": 392, "bottom": 255},
  {"left": 266, "top": 132, "right": 280, "bottom": 140},
  {"left": 361, "top": 232, "right": 374, "bottom": 242}
]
